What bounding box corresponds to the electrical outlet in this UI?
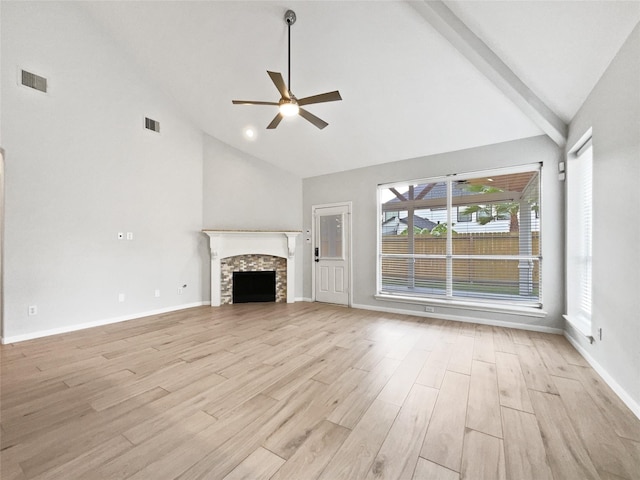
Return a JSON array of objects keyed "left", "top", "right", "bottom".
[
  {"left": 126, "top": 232, "right": 133, "bottom": 240},
  {"left": 28, "top": 305, "right": 38, "bottom": 316},
  {"left": 154, "top": 289, "right": 160, "bottom": 298},
  {"left": 118, "top": 293, "right": 125, "bottom": 303},
  {"left": 177, "top": 287, "right": 183, "bottom": 295},
  {"left": 425, "top": 306, "right": 435, "bottom": 313}
]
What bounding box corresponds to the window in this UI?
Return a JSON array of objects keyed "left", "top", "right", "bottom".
[
  {"left": 476, "top": 206, "right": 492, "bottom": 222},
  {"left": 378, "top": 164, "right": 541, "bottom": 307},
  {"left": 457, "top": 206, "right": 472, "bottom": 222},
  {"left": 565, "top": 137, "right": 592, "bottom": 335},
  {"left": 494, "top": 205, "right": 511, "bottom": 221}
]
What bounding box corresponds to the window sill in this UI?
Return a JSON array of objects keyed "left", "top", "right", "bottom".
[
  {"left": 563, "top": 314, "right": 593, "bottom": 341},
  {"left": 375, "top": 293, "right": 547, "bottom": 318}
]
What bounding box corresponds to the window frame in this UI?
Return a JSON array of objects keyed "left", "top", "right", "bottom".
[
  {"left": 564, "top": 134, "right": 593, "bottom": 338},
  {"left": 376, "top": 163, "right": 543, "bottom": 311}
]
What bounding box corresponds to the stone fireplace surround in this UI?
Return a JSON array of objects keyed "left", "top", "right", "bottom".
[
  {"left": 221, "top": 255, "right": 286, "bottom": 305},
  {"left": 203, "top": 230, "right": 301, "bottom": 307}
]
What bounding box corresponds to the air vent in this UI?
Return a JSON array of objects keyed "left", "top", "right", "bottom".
[
  {"left": 145, "top": 117, "right": 160, "bottom": 133},
  {"left": 21, "top": 69, "right": 47, "bottom": 93}
]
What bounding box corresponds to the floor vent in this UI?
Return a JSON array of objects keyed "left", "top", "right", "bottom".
[
  {"left": 21, "top": 70, "right": 47, "bottom": 93},
  {"left": 145, "top": 117, "right": 160, "bottom": 133}
]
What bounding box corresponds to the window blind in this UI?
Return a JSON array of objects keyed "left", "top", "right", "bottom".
[{"left": 566, "top": 139, "right": 593, "bottom": 335}]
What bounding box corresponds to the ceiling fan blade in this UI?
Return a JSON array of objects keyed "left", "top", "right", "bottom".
[
  {"left": 298, "top": 90, "right": 342, "bottom": 106},
  {"left": 267, "top": 71, "right": 290, "bottom": 100},
  {"left": 267, "top": 113, "right": 284, "bottom": 129},
  {"left": 232, "top": 100, "right": 279, "bottom": 106},
  {"left": 299, "top": 108, "right": 328, "bottom": 129}
]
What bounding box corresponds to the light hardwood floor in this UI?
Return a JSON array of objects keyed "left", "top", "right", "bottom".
[{"left": 1, "top": 303, "right": 639, "bottom": 480}]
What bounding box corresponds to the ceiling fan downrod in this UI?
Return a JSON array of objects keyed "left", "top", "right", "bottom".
[{"left": 284, "top": 9, "right": 296, "bottom": 95}]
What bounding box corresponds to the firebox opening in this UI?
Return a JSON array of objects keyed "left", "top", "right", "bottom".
[{"left": 232, "top": 271, "right": 276, "bottom": 303}]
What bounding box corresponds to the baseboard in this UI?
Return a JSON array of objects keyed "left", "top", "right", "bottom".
[
  {"left": 296, "top": 297, "right": 313, "bottom": 303},
  {"left": 1, "top": 301, "right": 209, "bottom": 344},
  {"left": 563, "top": 332, "right": 640, "bottom": 420},
  {"left": 352, "top": 302, "right": 564, "bottom": 334}
]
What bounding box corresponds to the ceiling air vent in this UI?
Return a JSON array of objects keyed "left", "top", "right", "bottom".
[
  {"left": 21, "top": 69, "right": 47, "bottom": 93},
  {"left": 145, "top": 117, "right": 160, "bottom": 133}
]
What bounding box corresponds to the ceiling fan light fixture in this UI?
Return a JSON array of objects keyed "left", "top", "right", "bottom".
[
  {"left": 232, "top": 9, "right": 341, "bottom": 129},
  {"left": 279, "top": 100, "right": 299, "bottom": 117}
]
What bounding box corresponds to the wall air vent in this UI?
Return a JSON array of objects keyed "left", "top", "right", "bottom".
[
  {"left": 21, "top": 69, "right": 47, "bottom": 93},
  {"left": 145, "top": 117, "right": 160, "bottom": 133}
]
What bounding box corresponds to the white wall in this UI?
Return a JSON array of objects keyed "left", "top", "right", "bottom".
[
  {"left": 565, "top": 24, "right": 640, "bottom": 412},
  {"left": 303, "top": 135, "right": 563, "bottom": 330},
  {"left": 1, "top": 2, "right": 204, "bottom": 340},
  {"left": 202, "top": 134, "right": 304, "bottom": 298}
]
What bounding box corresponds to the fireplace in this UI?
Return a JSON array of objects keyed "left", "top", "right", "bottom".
[
  {"left": 233, "top": 271, "right": 276, "bottom": 303},
  {"left": 203, "top": 230, "right": 301, "bottom": 307},
  {"left": 221, "top": 254, "right": 286, "bottom": 304}
]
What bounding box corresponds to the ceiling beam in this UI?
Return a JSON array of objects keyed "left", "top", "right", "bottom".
[
  {"left": 409, "top": 0, "right": 567, "bottom": 147},
  {"left": 390, "top": 187, "right": 407, "bottom": 201},
  {"left": 382, "top": 191, "right": 522, "bottom": 211}
]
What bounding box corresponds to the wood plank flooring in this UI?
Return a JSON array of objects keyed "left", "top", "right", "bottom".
[{"left": 1, "top": 303, "right": 639, "bottom": 480}]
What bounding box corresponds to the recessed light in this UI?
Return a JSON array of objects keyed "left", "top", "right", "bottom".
[{"left": 244, "top": 127, "right": 256, "bottom": 140}]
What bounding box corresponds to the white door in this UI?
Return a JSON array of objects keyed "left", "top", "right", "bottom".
[{"left": 313, "top": 204, "right": 350, "bottom": 305}]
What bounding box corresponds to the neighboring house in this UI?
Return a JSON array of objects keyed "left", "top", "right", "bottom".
[{"left": 381, "top": 214, "right": 437, "bottom": 236}]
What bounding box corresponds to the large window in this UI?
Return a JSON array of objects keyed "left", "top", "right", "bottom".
[
  {"left": 378, "top": 164, "right": 542, "bottom": 307},
  {"left": 565, "top": 137, "right": 592, "bottom": 335}
]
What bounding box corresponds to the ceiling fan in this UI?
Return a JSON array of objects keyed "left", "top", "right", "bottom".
[{"left": 232, "top": 9, "right": 342, "bottom": 130}]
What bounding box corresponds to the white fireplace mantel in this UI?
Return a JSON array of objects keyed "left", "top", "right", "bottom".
[{"left": 203, "top": 230, "right": 301, "bottom": 307}]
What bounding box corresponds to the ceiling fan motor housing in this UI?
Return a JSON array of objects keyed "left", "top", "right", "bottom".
[{"left": 284, "top": 10, "right": 296, "bottom": 26}]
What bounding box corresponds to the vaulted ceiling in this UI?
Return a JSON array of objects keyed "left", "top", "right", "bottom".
[{"left": 81, "top": 1, "right": 640, "bottom": 178}]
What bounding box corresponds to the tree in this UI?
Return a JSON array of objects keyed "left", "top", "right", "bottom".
[
  {"left": 399, "top": 224, "right": 455, "bottom": 236},
  {"left": 400, "top": 226, "right": 424, "bottom": 235},
  {"left": 430, "top": 223, "right": 453, "bottom": 237},
  {"left": 461, "top": 185, "right": 521, "bottom": 232}
]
